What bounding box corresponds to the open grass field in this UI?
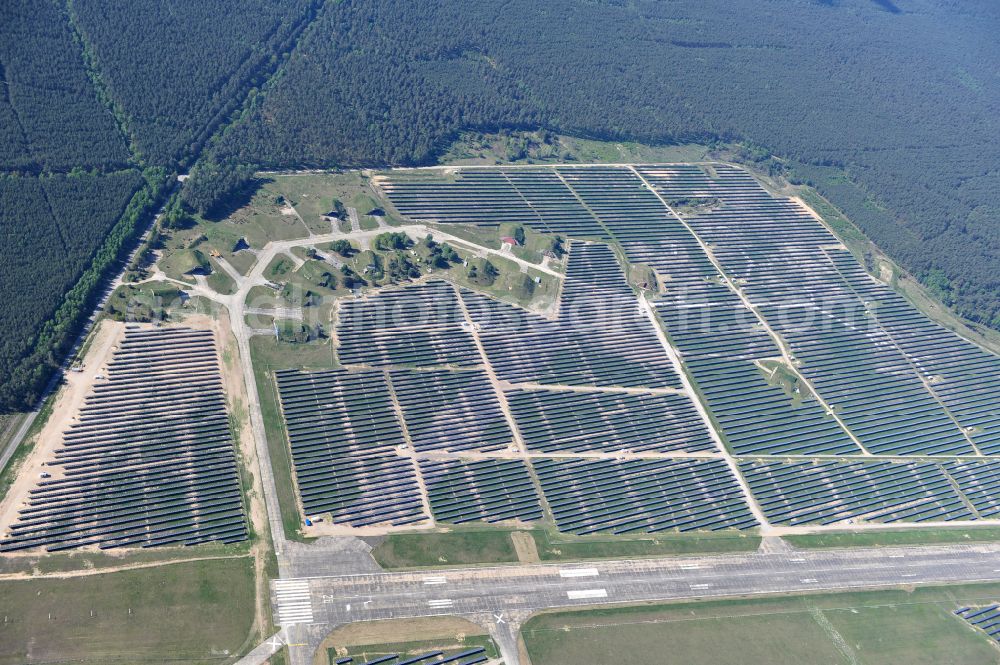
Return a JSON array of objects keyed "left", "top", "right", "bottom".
[
  {"left": 533, "top": 530, "right": 761, "bottom": 561},
  {"left": 268, "top": 172, "right": 404, "bottom": 231},
  {"left": 0, "top": 557, "right": 256, "bottom": 665},
  {"left": 558, "top": 137, "right": 711, "bottom": 165},
  {"left": 0, "top": 541, "right": 249, "bottom": 576},
  {"left": 439, "top": 130, "right": 711, "bottom": 167},
  {"left": 784, "top": 527, "right": 1000, "bottom": 550},
  {"left": 370, "top": 528, "right": 761, "bottom": 569},
  {"left": 105, "top": 281, "right": 183, "bottom": 322},
  {"left": 522, "top": 584, "right": 1000, "bottom": 665},
  {"left": 206, "top": 261, "right": 238, "bottom": 295},
  {"left": 371, "top": 530, "right": 521, "bottom": 568}
]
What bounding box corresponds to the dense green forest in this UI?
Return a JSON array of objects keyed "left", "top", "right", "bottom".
[
  {"left": 70, "top": 0, "right": 323, "bottom": 167},
  {"left": 0, "top": 1, "right": 148, "bottom": 411},
  {"left": 203, "top": 0, "right": 1000, "bottom": 328},
  {"left": 0, "top": 171, "right": 145, "bottom": 406},
  {"left": 0, "top": 0, "right": 129, "bottom": 172}
]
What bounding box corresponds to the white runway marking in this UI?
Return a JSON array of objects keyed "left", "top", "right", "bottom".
[
  {"left": 428, "top": 598, "right": 454, "bottom": 608},
  {"left": 560, "top": 568, "right": 600, "bottom": 578},
  {"left": 274, "top": 579, "right": 314, "bottom": 625},
  {"left": 423, "top": 576, "right": 448, "bottom": 585},
  {"left": 567, "top": 588, "right": 608, "bottom": 600}
]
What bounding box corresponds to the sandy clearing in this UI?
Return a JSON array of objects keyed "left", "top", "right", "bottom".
[
  {"left": 214, "top": 309, "right": 268, "bottom": 543},
  {"left": 0, "top": 319, "right": 123, "bottom": 535},
  {"left": 208, "top": 308, "right": 275, "bottom": 639},
  {"left": 511, "top": 531, "right": 540, "bottom": 563}
]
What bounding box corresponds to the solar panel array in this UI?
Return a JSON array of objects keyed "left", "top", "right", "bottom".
[
  {"left": 535, "top": 458, "right": 756, "bottom": 534},
  {"left": 419, "top": 458, "right": 543, "bottom": 524},
  {"left": 740, "top": 459, "right": 973, "bottom": 525},
  {"left": 942, "top": 460, "right": 1000, "bottom": 518},
  {"left": 463, "top": 242, "right": 681, "bottom": 389},
  {"left": 276, "top": 369, "right": 425, "bottom": 527},
  {"left": 277, "top": 163, "right": 1000, "bottom": 532},
  {"left": 276, "top": 239, "right": 754, "bottom": 532},
  {"left": 955, "top": 605, "right": 1000, "bottom": 643},
  {"left": 555, "top": 166, "right": 715, "bottom": 282},
  {"left": 829, "top": 250, "right": 1000, "bottom": 454},
  {"left": 380, "top": 168, "right": 607, "bottom": 237},
  {"left": 656, "top": 280, "right": 859, "bottom": 457},
  {"left": 549, "top": 166, "right": 860, "bottom": 457},
  {"left": 389, "top": 369, "right": 513, "bottom": 453},
  {"left": 337, "top": 646, "right": 489, "bottom": 665},
  {"left": 1, "top": 327, "right": 247, "bottom": 552},
  {"left": 507, "top": 389, "right": 715, "bottom": 454},
  {"left": 637, "top": 164, "right": 982, "bottom": 457},
  {"left": 337, "top": 280, "right": 480, "bottom": 368}
]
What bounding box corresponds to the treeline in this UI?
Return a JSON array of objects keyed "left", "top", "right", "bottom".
[
  {"left": 0, "top": 0, "right": 129, "bottom": 172},
  {"left": 0, "top": 170, "right": 167, "bottom": 411},
  {"left": 71, "top": 0, "right": 323, "bottom": 167},
  {"left": 202, "top": 0, "right": 1000, "bottom": 331}
]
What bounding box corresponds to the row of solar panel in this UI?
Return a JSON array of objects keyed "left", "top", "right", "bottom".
[
  {"left": 1, "top": 327, "right": 247, "bottom": 552},
  {"left": 955, "top": 605, "right": 1000, "bottom": 643},
  {"left": 276, "top": 365, "right": 743, "bottom": 529},
  {"left": 741, "top": 458, "right": 1000, "bottom": 525},
  {"left": 334, "top": 645, "right": 488, "bottom": 665},
  {"left": 278, "top": 373, "right": 1000, "bottom": 532}
]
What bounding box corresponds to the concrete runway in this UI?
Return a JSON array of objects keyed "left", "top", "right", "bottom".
[{"left": 271, "top": 541, "right": 1000, "bottom": 664}]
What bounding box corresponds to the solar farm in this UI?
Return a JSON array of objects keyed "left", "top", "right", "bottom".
[
  {"left": 0, "top": 326, "right": 247, "bottom": 551},
  {"left": 267, "top": 162, "right": 1000, "bottom": 537},
  {"left": 955, "top": 604, "right": 1000, "bottom": 644},
  {"left": 6, "top": 161, "right": 997, "bottom": 665}
]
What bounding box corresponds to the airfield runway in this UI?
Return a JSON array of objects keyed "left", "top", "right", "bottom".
[{"left": 271, "top": 542, "right": 1000, "bottom": 664}]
